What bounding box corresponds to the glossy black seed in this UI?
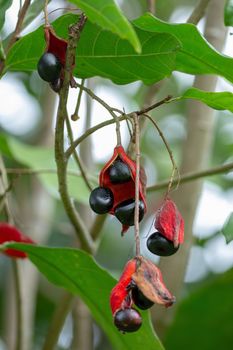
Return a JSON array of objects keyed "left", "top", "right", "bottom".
[
  {"left": 114, "top": 308, "right": 142, "bottom": 333},
  {"left": 37, "top": 53, "right": 62, "bottom": 82},
  {"left": 109, "top": 159, "right": 131, "bottom": 184},
  {"left": 50, "top": 78, "right": 62, "bottom": 92},
  {"left": 89, "top": 187, "right": 114, "bottom": 214},
  {"left": 132, "top": 286, "right": 154, "bottom": 310},
  {"left": 147, "top": 231, "right": 179, "bottom": 256},
  {"left": 114, "top": 199, "right": 145, "bottom": 226}
]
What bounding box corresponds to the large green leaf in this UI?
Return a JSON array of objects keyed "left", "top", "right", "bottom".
[
  {"left": 4, "top": 243, "right": 164, "bottom": 350},
  {"left": 68, "top": 0, "right": 141, "bottom": 53},
  {"left": 4, "top": 14, "right": 180, "bottom": 85},
  {"left": 222, "top": 213, "right": 233, "bottom": 244},
  {"left": 224, "top": 0, "right": 233, "bottom": 26},
  {"left": 0, "top": 0, "right": 12, "bottom": 31},
  {"left": 176, "top": 88, "right": 233, "bottom": 113},
  {"left": 0, "top": 135, "right": 92, "bottom": 203},
  {"left": 165, "top": 269, "right": 233, "bottom": 350},
  {"left": 133, "top": 13, "right": 233, "bottom": 84}
]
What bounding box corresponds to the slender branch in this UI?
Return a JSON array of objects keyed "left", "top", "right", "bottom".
[
  {"left": 54, "top": 15, "right": 95, "bottom": 253},
  {"left": 0, "top": 0, "right": 31, "bottom": 75},
  {"left": 71, "top": 79, "right": 85, "bottom": 121},
  {"left": 42, "top": 292, "right": 74, "bottom": 350},
  {"left": 133, "top": 114, "right": 141, "bottom": 256},
  {"left": 143, "top": 113, "right": 179, "bottom": 196},
  {"left": 12, "top": 261, "right": 23, "bottom": 350},
  {"left": 74, "top": 82, "right": 122, "bottom": 145},
  {"left": 147, "top": 0, "right": 156, "bottom": 14},
  {"left": 147, "top": 161, "right": 233, "bottom": 192},
  {"left": 43, "top": 0, "right": 49, "bottom": 27},
  {"left": 65, "top": 115, "right": 93, "bottom": 191},
  {"left": 187, "top": 0, "right": 211, "bottom": 25},
  {"left": 136, "top": 95, "right": 172, "bottom": 116}
]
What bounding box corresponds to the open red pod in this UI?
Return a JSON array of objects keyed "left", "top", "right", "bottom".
[
  {"left": 43, "top": 26, "right": 76, "bottom": 87},
  {"left": 154, "top": 198, "right": 184, "bottom": 247},
  {"left": 0, "top": 223, "right": 35, "bottom": 258},
  {"left": 99, "top": 146, "right": 147, "bottom": 233}
]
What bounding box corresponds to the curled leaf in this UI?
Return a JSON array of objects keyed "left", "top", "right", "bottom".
[{"left": 0, "top": 223, "right": 35, "bottom": 258}]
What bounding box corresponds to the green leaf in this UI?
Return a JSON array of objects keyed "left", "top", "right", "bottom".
[
  {"left": 224, "top": 0, "right": 233, "bottom": 26},
  {"left": 165, "top": 269, "right": 233, "bottom": 350},
  {"left": 133, "top": 13, "right": 233, "bottom": 84},
  {"left": 222, "top": 213, "right": 233, "bottom": 244},
  {"left": 4, "top": 244, "right": 164, "bottom": 350},
  {"left": 0, "top": 135, "right": 92, "bottom": 204},
  {"left": 68, "top": 0, "right": 141, "bottom": 53},
  {"left": 4, "top": 14, "right": 180, "bottom": 85},
  {"left": 178, "top": 88, "right": 233, "bottom": 113},
  {"left": 0, "top": 0, "right": 12, "bottom": 31}
]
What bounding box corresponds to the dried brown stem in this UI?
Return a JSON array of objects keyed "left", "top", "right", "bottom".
[
  {"left": 71, "top": 79, "right": 85, "bottom": 121},
  {"left": 43, "top": 0, "right": 49, "bottom": 26},
  {"left": 187, "top": 0, "right": 211, "bottom": 25}
]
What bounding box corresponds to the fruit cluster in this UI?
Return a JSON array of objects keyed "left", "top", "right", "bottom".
[
  {"left": 110, "top": 256, "right": 175, "bottom": 333},
  {"left": 89, "top": 146, "right": 147, "bottom": 234}
]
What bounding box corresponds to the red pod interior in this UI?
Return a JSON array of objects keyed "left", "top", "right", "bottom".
[
  {"left": 154, "top": 198, "right": 184, "bottom": 246},
  {"left": 99, "top": 146, "right": 147, "bottom": 232},
  {"left": 44, "top": 26, "right": 69, "bottom": 67},
  {"left": 110, "top": 258, "right": 137, "bottom": 315}
]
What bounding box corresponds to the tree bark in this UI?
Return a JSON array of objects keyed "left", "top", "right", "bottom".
[{"left": 152, "top": 0, "right": 227, "bottom": 337}]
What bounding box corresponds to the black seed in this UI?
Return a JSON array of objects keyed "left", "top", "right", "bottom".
[
  {"left": 147, "top": 231, "right": 179, "bottom": 256},
  {"left": 114, "top": 308, "right": 142, "bottom": 333},
  {"left": 114, "top": 199, "right": 145, "bottom": 226},
  {"left": 89, "top": 187, "right": 114, "bottom": 214},
  {"left": 109, "top": 159, "right": 131, "bottom": 184},
  {"left": 132, "top": 286, "right": 154, "bottom": 310},
  {"left": 49, "top": 78, "right": 62, "bottom": 92},
  {"left": 37, "top": 52, "right": 62, "bottom": 82}
]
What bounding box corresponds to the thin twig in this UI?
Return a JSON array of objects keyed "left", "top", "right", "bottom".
[
  {"left": 42, "top": 292, "right": 74, "bottom": 350},
  {"left": 147, "top": 0, "right": 156, "bottom": 14},
  {"left": 187, "top": 0, "right": 211, "bottom": 25},
  {"left": 136, "top": 95, "right": 172, "bottom": 116},
  {"left": 143, "top": 113, "right": 179, "bottom": 196},
  {"left": 12, "top": 261, "right": 23, "bottom": 350},
  {"left": 147, "top": 161, "right": 233, "bottom": 192},
  {"left": 43, "top": 0, "right": 49, "bottom": 27},
  {"left": 0, "top": 0, "right": 31, "bottom": 75},
  {"left": 133, "top": 114, "right": 141, "bottom": 256},
  {"left": 54, "top": 14, "right": 95, "bottom": 253},
  {"left": 74, "top": 82, "right": 122, "bottom": 145},
  {"left": 65, "top": 115, "right": 93, "bottom": 191},
  {"left": 71, "top": 79, "right": 85, "bottom": 121}
]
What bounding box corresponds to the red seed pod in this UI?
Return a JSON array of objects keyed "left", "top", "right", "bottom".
[
  {"left": 110, "top": 258, "right": 137, "bottom": 315},
  {"left": 99, "top": 146, "right": 147, "bottom": 233},
  {"left": 154, "top": 198, "right": 184, "bottom": 247},
  {"left": 44, "top": 26, "right": 76, "bottom": 86},
  {"left": 0, "top": 223, "right": 35, "bottom": 258}
]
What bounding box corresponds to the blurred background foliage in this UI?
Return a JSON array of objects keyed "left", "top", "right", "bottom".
[{"left": 0, "top": 0, "right": 233, "bottom": 349}]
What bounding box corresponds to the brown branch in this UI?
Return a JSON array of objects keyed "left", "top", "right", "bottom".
[
  {"left": 147, "top": 161, "right": 233, "bottom": 192},
  {"left": 187, "top": 0, "right": 211, "bottom": 25},
  {"left": 136, "top": 95, "right": 172, "bottom": 116},
  {"left": 147, "top": 0, "right": 156, "bottom": 14},
  {"left": 54, "top": 14, "right": 95, "bottom": 253}
]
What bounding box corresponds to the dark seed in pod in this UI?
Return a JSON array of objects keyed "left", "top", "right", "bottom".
[
  {"left": 109, "top": 159, "right": 131, "bottom": 184},
  {"left": 114, "top": 308, "right": 142, "bottom": 333},
  {"left": 89, "top": 187, "right": 114, "bottom": 214},
  {"left": 49, "top": 78, "right": 62, "bottom": 93},
  {"left": 147, "top": 231, "right": 179, "bottom": 256},
  {"left": 132, "top": 286, "right": 154, "bottom": 310},
  {"left": 114, "top": 199, "right": 145, "bottom": 226},
  {"left": 37, "top": 53, "right": 62, "bottom": 82}
]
